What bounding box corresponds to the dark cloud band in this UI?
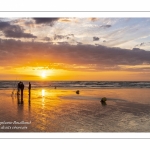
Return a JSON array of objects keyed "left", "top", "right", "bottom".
[
  {"left": 0, "top": 39, "right": 150, "bottom": 72},
  {"left": 0, "top": 21, "right": 37, "bottom": 38},
  {"left": 33, "top": 18, "right": 59, "bottom": 26}
]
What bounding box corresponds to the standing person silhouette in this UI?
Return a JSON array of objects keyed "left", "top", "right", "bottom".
[
  {"left": 28, "top": 82, "right": 31, "bottom": 98},
  {"left": 29, "top": 82, "right": 31, "bottom": 90},
  {"left": 17, "top": 81, "right": 21, "bottom": 95},
  {"left": 20, "top": 82, "right": 24, "bottom": 101}
]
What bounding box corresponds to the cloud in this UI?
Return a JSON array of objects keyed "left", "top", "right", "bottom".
[
  {"left": 104, "top": 25, "right": 111, "bottom": 28},
  {"left": 4, "top": 29, "right": 37, "bottom": 38},
  {"left": 93, "top": 37, "right": 99, "bottom": 41},
  {"left": 89, "top": 18, "right": 99, "bottom": 22},
  {"left": 43, "top": 37, "right": 51, "bottom": 41},
  {"left": 54, "top": 34, "right": 65, "bottom": 40},
  {"left": 54, "top": 34, "right": 74, "bottom": 40},
  {"left": 135, "top": 42, "right": 150, "bottom": 48},
  {"left": 1, "top": 39, "right": 150, "bottom": 72},
  {"left": 0, "top": 21, "right": 9, "bottom": 28},
  {"left": 33, "top": 18, "right": 59, "bottom": 26},
  {"left": 0, "top": 21, "right": 37, "bottom": 38},
  {"left": 134, "top": 44, "right": 139, "bottom": 47},
  {"left": 140, "top": 42, "right": 144, "bottom": 46},
  {"left": 59, "top": 19, "right": 72, "bottom": 22},
  {"left": 24, "top": 20, "right": 35, "bottom": 27},
  {"left": 67, "top": 34, "right": 74, "bottom": 37},
  {"left": 76, "top": 42, "right": 82, "bottom": 45},
  {"left": 100, "top": 25, "right": 112, "bottom": 28}
]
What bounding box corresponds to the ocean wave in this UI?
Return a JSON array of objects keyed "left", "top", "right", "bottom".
[{"left": 0, "top": 81, "right": 150, "bottom": 89}]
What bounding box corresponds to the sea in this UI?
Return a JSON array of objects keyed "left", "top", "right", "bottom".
[{"left": 1, "top": 80, "right": 150, "bottom": 89}]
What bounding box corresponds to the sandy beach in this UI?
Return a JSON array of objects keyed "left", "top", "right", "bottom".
[{"left": 0, "top": 87, "right": 150, "bottom": 132}]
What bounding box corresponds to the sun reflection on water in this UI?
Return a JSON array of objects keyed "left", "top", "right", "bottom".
[
  {"left": 42, "top": 89, "right": 45, "bottom": 97},
  {"left": 41, "top": 89, "right": 45, "bottom": 108}
]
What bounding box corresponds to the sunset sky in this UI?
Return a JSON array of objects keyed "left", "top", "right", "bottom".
[{"left": 0, "top": 17, "right": 150, "bottom": 81}]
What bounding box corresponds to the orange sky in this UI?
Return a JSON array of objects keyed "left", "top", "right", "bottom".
[
  {"left": 1, "top": 18, "right": 150, "bottom": 81},
  {"left": 1, "top": 68, "right": 150, "bottom": 81}
]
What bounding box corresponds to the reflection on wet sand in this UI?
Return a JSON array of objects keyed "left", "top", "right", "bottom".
[
  {"left": 17, "top": 93, "right": 24, "bottom": 117},
  {"left": 11, "top": 93, "right": 15, "bottom": 104},
  {"left": 17, "top": 93, "right": 23, "bottom": 105},
  {"left": 1, "top": 88, "right": 150, "bottom": 132},
  {"left": 28, "top": 92, "right": 31, "bottom": 112}
]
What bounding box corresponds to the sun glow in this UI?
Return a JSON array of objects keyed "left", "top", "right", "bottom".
[{"left": 41, "top": 71, "right": 46, "bottom": 78}]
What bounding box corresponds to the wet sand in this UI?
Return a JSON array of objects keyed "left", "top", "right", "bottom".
[{"left": 0, "top": 88, "right": 150, "bottom": 132}]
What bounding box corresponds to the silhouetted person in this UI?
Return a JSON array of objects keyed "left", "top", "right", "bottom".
[
  {"left": 29, "top": 82, "right": 31, "bottom": 90},
  {"left": 17, "top": 81, "right": 21, "bottom": 95},
  {"left": 20, "top": 82, "right": 24, "bottom": 100},
  {"left": 28, "top": 82, "right": 31, "bottom": 99}
]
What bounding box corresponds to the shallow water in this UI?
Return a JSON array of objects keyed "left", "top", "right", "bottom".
[{"left": 0, "top": 88, "right": 150, "bottom": 132}]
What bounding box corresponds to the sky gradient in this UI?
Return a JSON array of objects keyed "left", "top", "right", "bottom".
[{"left": 0, "top": 18, "right": 150, "bottom": 81}]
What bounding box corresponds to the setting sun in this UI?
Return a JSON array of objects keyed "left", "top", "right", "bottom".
[{"left": 41, "top": 71, "right": 46, "bottom": 78}]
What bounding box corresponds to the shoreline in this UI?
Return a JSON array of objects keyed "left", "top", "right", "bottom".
[{"left": 0, "top": 88, "right": 150, "bottom": 132}]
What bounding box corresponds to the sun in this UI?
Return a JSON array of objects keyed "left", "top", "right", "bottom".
[
  {"left": 41, "top": 71, "right": 46, "bottom": 78},
  {"left": 39, "top": 69, "right": 53, "bottom": 79}
]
